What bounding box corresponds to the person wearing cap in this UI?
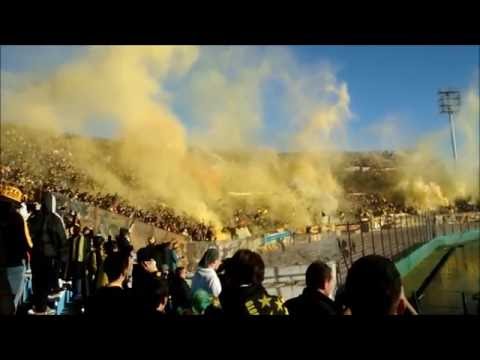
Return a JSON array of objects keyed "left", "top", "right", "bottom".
[
  {"left": 0, "top": 185, "right": 33, "bottom": 315},
  {"left": 191, "top": 247, "right": 222, "bottom": 298}
]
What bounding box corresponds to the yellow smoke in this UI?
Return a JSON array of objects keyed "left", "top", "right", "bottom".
[
  {"left": 396, "top": 83, "right": 479, "bottom": 209},
  {"left": 1, "top": 46, "right": 351, "bottom": 234}
]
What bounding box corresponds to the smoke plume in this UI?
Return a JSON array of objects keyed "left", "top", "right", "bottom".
[{"left": 2, "top": 46, "right": 350, "bottom": 233}]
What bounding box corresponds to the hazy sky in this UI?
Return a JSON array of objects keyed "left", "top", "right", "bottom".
[{"left": 2, "top": 45, "right": 478, "bottom": 151}]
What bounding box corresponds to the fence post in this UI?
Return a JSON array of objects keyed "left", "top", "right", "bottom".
[
  {"left": 415, "top": 215, "right": 422, "bottom": 243},
  {"left": 393, "top": 217, "right": 400, "bottom": 257},
  {"left": 411, "top": 215, "right": 417, "bottom": 244},
  {"left": 426, "top": 212, "right": 430, "bottom": 240},
  {"left": 399, "top": 217, "right": 404, "bottom": 253},
  {"left": 424, "top": 213, "right": 430, "bottom": 242},
  {"left": 414, "top": 215, "right": 419, "bottom": 245},
  {"left": 404, "top": 216, "right": 410, "bottom": 249},
  {"left": 413, "top": 215, "right": 419, "bottom": 245},
  {"left": 408, "top": 216, "right": 414, "bottom": 248},
  {"left": 347, "top": 223, "right": 353, "bottom": 266},
  {"left": 370, "top": 219, "right": 376, "bottom": 255},
  {"left": 360, "top": 226, "right": 365, "bottom": 257},
  {"left": 409, "top": 216, "right": 415, "bottom": 247},
  {"left": 379, "top": 219, "right": 386, "bottom": 257},
  {"left": 387, "top": 224, "right": 393, "bottom": 259},
  {"left": 337, "top": 237, "right": 350, "bottom": 273}
]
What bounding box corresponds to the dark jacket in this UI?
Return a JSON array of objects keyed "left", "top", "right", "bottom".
[
  {"left": 285, "top": 287, "right": 339, "bottom": 316},
  {"left": 152, "top": 243, "right": 168, "bottom": 269},
  {"left": 0, "top": 202, "right": 31, "bottom": 267},
  {"left": 220, "top": 284, "right": 289, "bottom": 316},
  {"left": 170, "top": 276, "right": 192, "bottom": 312},
  {"left": 28, "top": 192, "right": 68, "bottom": 261},
  {"left": 86, "top": 286, "right": 134, "bottom": 315}
]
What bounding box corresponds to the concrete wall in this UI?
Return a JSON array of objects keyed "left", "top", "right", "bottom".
[{"left": 263, "top": 261, "right": 337, "bottom": 301}]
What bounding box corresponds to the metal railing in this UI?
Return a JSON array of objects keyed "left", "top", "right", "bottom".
[{"left": 333, "top": 212, "right": 480, "bottom": 286}]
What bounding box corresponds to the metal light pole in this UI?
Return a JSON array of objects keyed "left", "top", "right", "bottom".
[{"left": 438, "top": 89, "right": 461, "bottom": 162}]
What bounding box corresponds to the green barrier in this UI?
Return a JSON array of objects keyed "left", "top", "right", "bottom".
[{"left": 395, "top": 229, "right": 480, "bottom": 277}]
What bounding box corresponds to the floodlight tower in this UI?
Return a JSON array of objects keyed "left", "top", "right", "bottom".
[{"left": 438, "top": 89, "right": 461, "bottom": 162}]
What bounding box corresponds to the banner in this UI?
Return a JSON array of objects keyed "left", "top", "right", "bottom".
[{"left": 263, "top": 231, "right": 291, "bottom": 245}]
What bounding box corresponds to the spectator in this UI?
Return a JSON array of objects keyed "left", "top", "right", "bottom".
[
  {"left": 104, "top": 235, "right": 117, "bottom": 257},
  {"left": 151, "top": 242, "right": 168, "bottom": 271},
  {"left": 86, "top": 252, "right": 133, "bottom": 315},
  {"left": 160, "top": 264, "right": 170, "bottom": 281},
  {"left": 119, "top": 244, "right": 135, "bottom": 289},
  {"left": 344, "top": 255, "right": 417, "bottom": 315},
  {"left": 191, "top": 289, "right": 213, "bottom": 315},
  {"left": 170, "top": 266, "right": 192, "bottom": 315},
  {"left": 285, "top": 261, "right": 339, "bottom": 316},
  {"left": 28, "top": 191, "right": 68, "bottom": 315},
  {"left": 219, "top": 249, "right": 288, "bottom": 316},
  {"left": 148, "top": 278, "right": 170, "bottom": 315},
  {"left": 168, "top": 242, "right": 179, "bottom": 272},
  {"left": 132, "top": 247, "right": 162, "bottom": 307},
  {"left": 116, "top": 227, "right": 131, "bottom": 253},
  {"left": 191, "top": 248, "right": 222, "bottom": 298},
  {"left": 137, "top": 236, "right": 157, "bottom": 261},
  {"left": 95, "top": 240, "right": 110, "bottom": 289},
  {"left": 67, "top": 225, "right": 90, "bottom": 302},
  {"left": 161, "top": 242, "right": 175, "bottom": 273},
  {"left": 85, "top": 234, "right": 105, "bottom": 294},
  {"left": 0, "top": 185, "right": 33, "bottom": 315}
]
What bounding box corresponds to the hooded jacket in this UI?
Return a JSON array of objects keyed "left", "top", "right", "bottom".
[
  {"left": 191, "top": 267, "right": 222, "bottom": 298},
  {"left": 28, "top": 192, "right": 68, "bottom": 260}
]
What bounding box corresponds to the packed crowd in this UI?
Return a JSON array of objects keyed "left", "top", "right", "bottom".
[
  {"left": 1, "top": 184, "right": 418, "bottom": 316},
  {"left": 1, "top": 125, "right": 295, "bottom": 240},
  {"left": 0, "top": 126, "right": 222, "bottom": 242},
  {"left": 3, "top": 124, "right": 474, "bottom": 246}
]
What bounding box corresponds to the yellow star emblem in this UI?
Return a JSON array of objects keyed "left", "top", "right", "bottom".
[
  {"left": 258, "top": 294, "right": 271, "bottom": 308},
  {"left": 275, "top": 297, "right": 284, "bottom": 311}
]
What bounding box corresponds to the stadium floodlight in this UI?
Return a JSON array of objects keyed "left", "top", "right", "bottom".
[{"left": 438, "top": 88, "right": 461, "bottom": 162}]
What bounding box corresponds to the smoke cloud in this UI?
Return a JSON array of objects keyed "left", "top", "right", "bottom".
[
  {"left": 2, "top": 46, "right": 350, "bottom": 233},
  {"left": 395, "top": 82, "right": 479, "bottom": 209}
]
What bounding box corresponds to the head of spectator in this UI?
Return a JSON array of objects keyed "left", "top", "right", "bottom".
[
  {"left": 82, "top": 226, "right": 93, "bottom": 237},
  {"left": 306, "top": 261, "right": 335, "bottom": 298},
  {"left": 103, "top": 252, "right": 130, "bottom": 287},
  {"left": 198, "top": 247, "right": 220, "bottom": 271},
  {"left": 104, "top": 236, "right": 117, "bottom": 257},
  {"left": 345, "top": 255, "right": 408, "bottom": 315},
  {"left": 175, "top": 266, "right": 187, "bottom": 280},
  {"left": 136, "top": 247, "right": 159, "bottom": 275},
  {"left": 147, "top": 236, "right": 156, "bottom": 246},
  {"left": 71, "top": 223, "right": 81, "bottom": 237},
  {"left": 119, "top": 227, "right": 130, "bottom": 239},
  {"left": 228, "top": 249, "right": 265, "bottom": 287},
  {"left": 171, "top": 241, "right": 179, "bottom": 251},
  {"left": 160, "top": 264, "right": 170, "bottom": 280},
  {"left": 92, "top": 234, "right": 105, "bottom": 248},
  {"left": 192, "top": 289, "right": 213, "bottom": 315}
]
